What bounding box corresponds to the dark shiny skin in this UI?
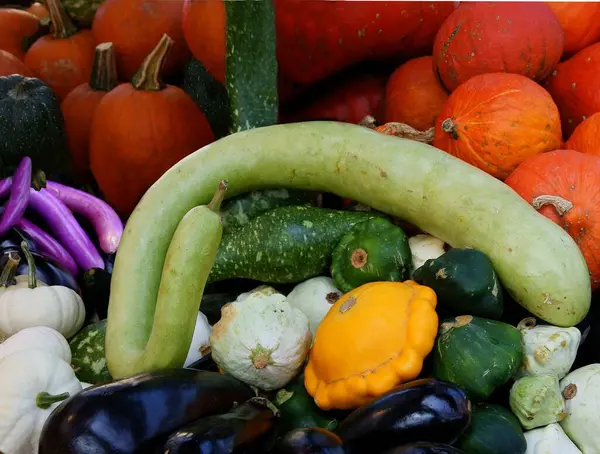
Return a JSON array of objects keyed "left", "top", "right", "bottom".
[
  {"left": 336, "top": 379, "right": 471, "bottom": 454},
  {"left": 382, "top": 443, "right": 466, "bottom": 454},
  {"left": 275, "top": 428, "right": 346, "bottom": 454},
  {"left": 38, "top": 369, "right": 254, "bottom": 454}
]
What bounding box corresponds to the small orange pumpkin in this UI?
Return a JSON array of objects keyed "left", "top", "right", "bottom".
[
  {"left": 304, "top": 280, "right": 438, "bottom": 410},
  {"left": 0, "top": 9, "right": 40, "bottom": 61},
  {"left": 27, "top": 2, "right": 50, "bottom": 19},
  {"left": 0, "top": 50, "right": 35, "bottom": 77},
  {"left": 565, "top": 112, "right": 600, "bottom": 156}
]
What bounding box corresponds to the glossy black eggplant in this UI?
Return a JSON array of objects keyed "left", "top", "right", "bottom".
[
  {"left": 382, "top": 443, "right": 466, "bottom": 454},
  {"left": 158, "top": 397, "right": 278, "bottom": 454},
  {"left": 274, "top": 428, "right": 346, "bottom": 454},
  {"left": 81, "top": 267, "right": 112, "bottom": 319},
  {"left": 38, "top": 369, "right": 255, "bottom": 454},
  {"left": 187, "top": 353, "right": 221, "bottom": 373},
  {"left": 335, "top": 379, "right": 471, "bottom": 454}
]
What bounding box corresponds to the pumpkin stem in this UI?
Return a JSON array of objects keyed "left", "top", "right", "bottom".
[
  {"left": 90, "top": 43, "right": 119, "bottom": 92},
  {"left": 531, "top": 195, "right": 573, "bottom": 216},
  {"left": 441, "top": 118, "right": 459, "bottom": 140},
  {"left": 0, "top": 252, "right": 20, "bottom": 287},
  {"left": 36, "top": 391, "right": 70, "bottom": 409},
  {"left": 20, "top": 241, "right": 38, "bottom": 289},
  {"left": 207, "top": 180, "right": 229, "bottom": 213},
  {"left": 375, "top": 123, "right": 435, "bottom": 144},
  {"left": 517, "top": 317, "right": 537, "bottom": 332},
  {"left": 131, "top": 34, "right": 174, "bottom": 91},
  {"left": 359, "top": 115, "right": 378, "bottom": 129},
  {"left": 45, "top": 0, "right": 78, "bottom": 39},
  {"left": 562, "top": 383, "right": 577, "bottom": 400}
]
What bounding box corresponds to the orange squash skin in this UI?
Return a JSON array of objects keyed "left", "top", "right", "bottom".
[
  {"left": 433, "top": 72, "right": 562, "bottom": 180},
  {"left": 546, "top": 2, "right": 600, "bottom": 57},
  {"left": 304, "top": 281, "right": 438, "bottom": 410},
  {"left": 0, "top": 50, "right": 35, "bottom": 77},
  {"left": 27, "top": 2, "right": 50, "bottom": 19},
  {"left": 0, "top": 9, "right": 40, "bottom": 61},
  {"left": 433, "top": 2, "right": 564, "bottom": 92},
  {"left": 566, "top": 113, "right": 600, "bottom": 156}
]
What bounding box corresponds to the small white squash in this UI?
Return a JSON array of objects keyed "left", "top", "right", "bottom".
[
  {"left": 0, "top": 326, "right": 71, "bottom": 363},
  {"left": 210, "top": 288, "right": 311, "bottom": 391},
  {"left": 183, "top": 312, "right": 212, "bottom": 367},
  {"left": 408, "top": 234, "right": 446, "bottom": 272},
  {"left": 286, "top": 276, "right": 342, "bottom": 336},
  {"left": 525, "top": 423, "right": 582, "bottom": 454},
  {"left": 0, "top": 348, "right": 82, "bottom": 454},
  {"left": 510, "top": 374, "right": 567, "bottom": 430}
]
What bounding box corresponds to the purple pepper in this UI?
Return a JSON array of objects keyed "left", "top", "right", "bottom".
[{"left": 0, "top": 157, "right": 32, "bottom": 237}]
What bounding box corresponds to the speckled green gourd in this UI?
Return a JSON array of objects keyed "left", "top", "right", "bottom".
[
  {"left": 208, "top": 206, "right": 378, "bottom": 284},
  {"left": 69, "top": 319, "right": 112, "bottom": 384}
]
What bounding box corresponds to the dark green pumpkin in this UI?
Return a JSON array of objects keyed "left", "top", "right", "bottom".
[
  {"left": 457, "top": 403, "right": 526, "bottom": 454},
  {"left": 0, "top": 75, "right": 71, "bottom": 179},
  {"left": 412, "top": 248, "right": 503, "bottom": 320},
  {"left": 330, "top": 217, "right": 412, "bottom": 292},
  {"left": 433, "top": 315, "right": 523, "bottom": 401}
]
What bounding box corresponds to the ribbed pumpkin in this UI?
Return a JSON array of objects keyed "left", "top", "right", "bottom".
[
  {"left": 92, "top": 0, "right": 189, "bottom": 81},
  {"left": 433, "top": 2, "right": 564, "bottom": 92},
  {"left": 433, "top": 73, "right": 562, "bottom": 180},
  {"left": 61, "top": 42, "right": 118, "bottom": 180},
  {"left": 546, "top": 3, "right": 600, "bottom": 57},
  {"left": 384, "top": 56, "right": 448, "bottom": 131},
  {"left": 89, "top": 34, "right": 214, "bottom": 217},
  {"left": 566, "top": 113, "right": 600, "bottom": 156},
  {"left": 505, "top": 150, "right": 600, "bottom": 290},
  {"left": 545, "top": 42, "right": 600, "bottom": 139},
  {"left": 0, "top": 9, "right": 40, "bottom": 61},
  {"left": 24, "top": 0, "right": 95, "bottom": 100},
  {"left": 0, "top": 50, "right": 35, "bottom": 77},
  {"left": 304, "top": 280, "right": 438, "bottom": 410}
]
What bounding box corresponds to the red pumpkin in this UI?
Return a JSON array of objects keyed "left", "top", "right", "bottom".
[
  {"left": 433, "top": 72, "right": 562, "bottom": 180},
  {"left": 89, "top": 35, "right": 214, "bottom": 217},
  {"left": 0, "top": 9, "right": 40, "bottom": 61},
  {"left": 565, "top": 113, "right": 600, "bottom": 156},
  {"left": 505, "top": 149, "right": 600, "bottom": 290},
  {"left": 0, "top": 50, "right": 35, "bottom": 77},
  {"left": 545, "top": 42, "right": 600, "bottom": 139},
  {"left": 384, "top": 56, "right": 448, "bottom": 131},
  {"left": 433, "top": 2, "right": 564, "bottom": 92},
  {"left": 92, "top": 0, "right": 189, "bottom": 81},
  {"left": 27, "top": 2, "right": 50, "bottom": 20},
  {"left": 546, "top": 2, "right": 600, "bottom": 57}
]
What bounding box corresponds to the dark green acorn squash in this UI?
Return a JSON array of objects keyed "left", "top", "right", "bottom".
[
  {"left": 0, "top": 75, "right": 71, "bottom": 179},
  {"left": 433, "top": 315, "right": 524, "bottom": 401},
  {"left": 412, "top": 248, "right": 503, "bottom": 319}
]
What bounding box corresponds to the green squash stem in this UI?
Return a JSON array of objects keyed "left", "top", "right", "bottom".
[
  {"left": 0, "top": 252, "right": 20, "bottom": 287},
  {"left": 36, "top": 391, "right": 70, "bottom": 409},
  {"left": 46, "top": 0, "right": 78, "bottom": 39},
  {"left": 20, "top": 240, "right": 38, "bottom": 289},
  {"left": 89, "top": 43, "right": 119, "bottom": 92},
  {"left": 131, "top": 34, "right": 173, "bottom": 92}
]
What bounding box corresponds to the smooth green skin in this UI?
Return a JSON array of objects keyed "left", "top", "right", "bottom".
[{"left": 105, "top": 121, "right": 591, "bottom": 377}]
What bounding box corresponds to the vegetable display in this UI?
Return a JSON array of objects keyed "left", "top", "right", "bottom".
[
  {"left": 0, "top": 49, "right": 35, "bottom": 77},
  {"left": 0, "top": 8, "right": 41, "bottom": 61},
  {"left": 566, "top": 112, "right": 600, "bottom": 156}
]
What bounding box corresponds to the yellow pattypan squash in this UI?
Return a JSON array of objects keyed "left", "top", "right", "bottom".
[{"left": 304, "top": 280, "right": 438, "bottom": 410}]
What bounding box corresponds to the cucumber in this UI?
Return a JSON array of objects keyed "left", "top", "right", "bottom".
[
  {"left": 107, "top": 122, "right": 591, "bottom": 381},
  {"left": 69, "top": 319, "right": 112, "bottom": 385},
  {"left": 208, "top": 206, "right": 379, "bottom": 284}
]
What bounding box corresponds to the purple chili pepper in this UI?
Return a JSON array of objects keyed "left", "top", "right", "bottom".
[{"left": 0, "top": 157, "right": 32, "bottom": 237}]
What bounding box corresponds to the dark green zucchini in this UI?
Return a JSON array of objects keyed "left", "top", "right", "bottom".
[
  {"left": 383, "top": 443, "right": 466, "bottom": 454},
  {"left": 457, "top": 403, "right": 526, "bottom": 454},
  {"left": 208, "top": 206, "right": 379, "bottom": 284},
  {"left": 336, "top": 378, "right": 471, "bottom": 454},
  {"left": 330, "top": 217, "right": 412, "bottom": 292},
  {"left": 412, "top": 248, "right": 503, "bottom": 319},
  {"left": 433, "top": 316, "right": 524, "bottom": 401},
  {"left": 274, "top": 428, "right": 345, "bottom": 454}
]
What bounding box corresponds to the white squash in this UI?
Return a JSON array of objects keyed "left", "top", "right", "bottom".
[
  {"left": 236, "top": 285, "right": 280, "bottom": 302},
  {"left": 286, "top": 276, "right": 342, "bottom": 336},
  {"left": 183, "top": 312, "right": 212, "bottom": 367},
  {"left": 559, "top": 364, "right": 600, "bottom": 453},
  {"left": 0, "top": 348, "right": 82, "bottom": 454},
  {"left": 517, "top": 318, "right": 581, "bottom": 380},
  {"left": 0, "top": 326, "right": 71, "bottom": 363},
  {"left": 525, "top": 423, "right": 582, "bottom": 454},
  {"left": 510, "top": 374, "right": 567, "bottom": 430},
  {"left": 408, "top": 234, "right": 446, "bottom": 271},
  {"left": 210, "top": 288, "right": 311, "bottom": 391}
]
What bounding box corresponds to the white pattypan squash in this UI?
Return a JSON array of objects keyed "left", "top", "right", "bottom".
[
  {"left": 525, "top": 423, "right": 582, "bottom": 454},
  {"left": 236, "top": 285, "right": 280, "bottom": 302},
  {"left": 183, "top": 312, "right": 212, "bottom": 367},
  {"left": 210, "top": 288, "right": 311, "bottom": 391},
  {"left": 0, "top": 348, "right": 82, "bottom": 454},
  {"left": 287, "top": 276, "right": 342, "bottom": 337},
  {"left": 408, "top": 234, "right": 446, "bottom": 272},
  {"left": 0, "top": 326, "right": 71, "bottom": 363},
  {"left": 517, "top": 318, "right": 581, "bottom": 380}
]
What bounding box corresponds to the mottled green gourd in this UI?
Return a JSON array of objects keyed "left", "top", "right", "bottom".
[
  {"left": 69, "top": 319, "right": 112, "bottom": 384},
  {"left": 330, "top": 217, "right": 412, "bottom": 292}
]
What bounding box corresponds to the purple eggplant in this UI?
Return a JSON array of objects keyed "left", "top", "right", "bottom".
[{"left": 0, "top": 157, "right": 32, "bottom": 237}]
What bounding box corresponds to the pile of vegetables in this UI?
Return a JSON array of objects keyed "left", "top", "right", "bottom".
[{"left": 4, "top": 0, "right": 600, "bottom": 453}]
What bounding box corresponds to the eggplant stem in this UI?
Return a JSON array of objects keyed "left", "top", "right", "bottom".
[
  {"left": 0, "top": 252, "right": 20, "bottom": 287},
  {"left": 20, "top": 241, "right": 38, "bottom": 289},
  {"left": 36, "top": 391, "right": 70, "bottom": 409}
]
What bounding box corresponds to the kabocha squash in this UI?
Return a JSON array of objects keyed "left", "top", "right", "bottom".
[
  {"left": 434, "top": 73, "right": 562, "bottom": 180},
  {"left": 546, "top": 3, "right": 600, "bottom": 57},
  {"left": 304, "top": 281, "right": 438, "bottom": 410},
  {"left": 24, "top": 0, "right": 95, "bottom": 101},
  {"left": 89, "top": 34, "right": 214, "bottom": 217},
  {"left": 566, "top": 112, "right": 600, "bottom": 156},
  {"left": 545, "top": 43, "right": 600, "bottom": 138},
  {"left": 432, "top": 2, "right": 564, "bottom": 92},
  {"left": 92, "top": 0, "right": 188, "bottom": 80},
  {"left": 0, "top": 9, "right": 40, "bottom": 61},
  {"left": 384, "top": 56, "right": 448, "bottom": 131},
  {"left": 61, "top": 42, "right": 118, "bottom": 180},
  {"left": 0, "top": 50, "right": 35, "bottom": 77},
  {"left": 505, "top": 150, "right": 600, "bottom": 290}
]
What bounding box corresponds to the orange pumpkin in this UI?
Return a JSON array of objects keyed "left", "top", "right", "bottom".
[
  {"left": 89, "top": 34, "right": 214, "bottom": 217},
  {"left": 0, "top": 9, "right": 40, "bottom": 61},
  {"left": 27, "top": 2, "right": 50, "bottom": 19},
  {"left": 24, "top": 0, "right": 95, "bottom": 100},
  {"left": 92, "top": 0, "right": 189, "bottom": 81},
  {"left": 433, "top": 73, "right": 562, "bottom": 180},
  {"left": 505, "top": 150, "right": 600, "bottom": 290},
  {"left": 61, "top": 42, "right": 118, "bottom": 180},
  {"left": 566, "top": 113, "right": 600, "bottom": 156},
  {"left": 0, "top": 50, "right": 35, "bottom": 77},
  {"left": 384, "top": 56, "right": 448, "bottom": 131},
  {"left": 304, "top": 280, "right": 438, "bottom": 410},
  {"left": 546, "top": 2, "right": 600, "bottom": 57}
]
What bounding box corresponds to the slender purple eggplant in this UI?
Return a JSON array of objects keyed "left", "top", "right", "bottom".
[
  {"left": 0, "top": 177, "right": 10, "bottom": 197},
  {"left": 0, "top": 157, "right": 32, "bottom": 237},
  {"left": 45, "top": 182, "right": 123, "bottom": 254}
]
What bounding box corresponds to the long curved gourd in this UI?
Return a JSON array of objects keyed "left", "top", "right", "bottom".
[{"left": 106, "top": 121, "right": 591, "bottom": 379}]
